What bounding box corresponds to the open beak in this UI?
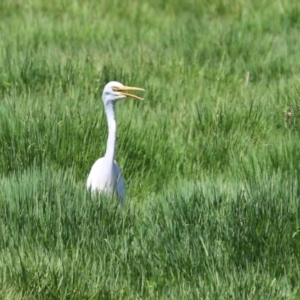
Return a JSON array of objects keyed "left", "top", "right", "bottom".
[{"left": 113, "top": 85, "right": 145, "bottom": 100}]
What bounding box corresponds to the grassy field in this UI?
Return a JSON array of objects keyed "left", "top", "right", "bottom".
[{"left": 0, "top": 0, "right": 300, "bottom": 298}]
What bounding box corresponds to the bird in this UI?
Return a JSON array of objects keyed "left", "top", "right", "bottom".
[{"left": 87, "top": 81, "right": 145, "bottom": 203}]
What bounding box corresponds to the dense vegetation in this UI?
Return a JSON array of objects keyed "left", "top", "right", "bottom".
[{"left": 0, "top": 0, "right": 300, "bottom": 298}]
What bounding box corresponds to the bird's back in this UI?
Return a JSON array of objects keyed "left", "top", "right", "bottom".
[{"left": 87, "top": 157, "right": 125, "bottom": 200}]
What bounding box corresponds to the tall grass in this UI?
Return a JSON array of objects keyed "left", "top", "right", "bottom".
[{"left": 0, "top": 0, "right": 300, "bottom": 298}]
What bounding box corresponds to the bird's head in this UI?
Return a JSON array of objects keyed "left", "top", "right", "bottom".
[{"left": 102, "top": 81, "right": 145, "bottom": 105}]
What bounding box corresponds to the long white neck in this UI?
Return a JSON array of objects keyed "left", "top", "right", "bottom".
[{"left": 104, "top": 101, "right": 116, "bottom": 163}]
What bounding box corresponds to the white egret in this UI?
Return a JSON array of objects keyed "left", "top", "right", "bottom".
[{"left": 87, "top": 81, "right": 145, "bottom": 203}]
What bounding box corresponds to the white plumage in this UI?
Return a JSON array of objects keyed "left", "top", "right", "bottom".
[
  {"left": 87, "top": 158, "right": 125, "bottom": 199},
  {"left": 87, "top": 81, "right": 145, "bottom": 203}
]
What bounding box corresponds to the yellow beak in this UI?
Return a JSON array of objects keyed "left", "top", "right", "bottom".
[{"left": 113, "top": 85, "right": 145, "bottom": 100}]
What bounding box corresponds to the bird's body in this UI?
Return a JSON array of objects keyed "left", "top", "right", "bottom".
[
  {"left": 87, "top": 157, "right": 125, "bottom": 199},
  {"left": 86, "top": 81, "right": 144, "bottom": 202}
]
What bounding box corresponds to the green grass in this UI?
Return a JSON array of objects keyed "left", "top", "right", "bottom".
[{"left": 0, "top": 0, "right": 300, "bottom": 298}]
